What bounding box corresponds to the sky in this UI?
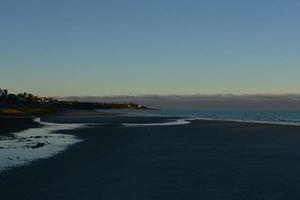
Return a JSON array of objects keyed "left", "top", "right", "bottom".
[{"left": 1, "top": 0, "right": 300, "bottom": 96}]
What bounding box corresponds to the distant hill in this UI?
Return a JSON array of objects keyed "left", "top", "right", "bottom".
[{"left": 0, "top": 89, "right": 147, "bottom": 116}]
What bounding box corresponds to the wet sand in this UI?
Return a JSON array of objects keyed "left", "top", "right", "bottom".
[
  {"left": 0, "top": 117, "right": 40, "bottom": 136},
  {"left": 1, "top": 111, "right": 300, "bottom": 199}
]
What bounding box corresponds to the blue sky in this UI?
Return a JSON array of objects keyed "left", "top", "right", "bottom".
[{"left": 1, "top": 0, "right": 300, "bottom": 96}]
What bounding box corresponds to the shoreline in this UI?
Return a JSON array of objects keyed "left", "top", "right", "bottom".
[
  {"left": 2, "top": 109, "right": 300, "bottom": 134},
  {"left": 189, "top": 117, "right": 300, "bottom": 127},
  {"left": 1, "top": 110, "right": 300, "bottom": 170},
  {"left": 0, "top": 117, "right": 88, "bottom": 171},
  {"left": 96, "top": 109, "right": 300, "bottom": 127},
  {"left": 2, "top": 110, "right": 300, "bottom": 199},
  {"left": 1, "top": 110, "right": 300, "bottom": 172}
]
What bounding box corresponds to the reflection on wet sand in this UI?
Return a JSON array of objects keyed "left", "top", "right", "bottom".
[{"left": 0, "top": 118, "right": 86, "bottom": 172}]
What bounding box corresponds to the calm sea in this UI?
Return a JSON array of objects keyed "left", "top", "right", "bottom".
[{"left": 99, "top": 109, "right": 300, "bottom": 126}]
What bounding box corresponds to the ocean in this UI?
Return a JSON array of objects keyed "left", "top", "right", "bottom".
[{"left": 99, "top": 109, "right": 300, "bottom": 126}]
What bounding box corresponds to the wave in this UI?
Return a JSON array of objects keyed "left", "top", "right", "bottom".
[
  {"left": 122, "top": 119, "right": 191, "bottom": 127},
  {"left": 190, "top": 117, "right": 300, "bottom": 126}
]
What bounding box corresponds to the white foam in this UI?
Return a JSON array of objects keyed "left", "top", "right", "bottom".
[
  {"left": 119, "top": 117, "right": 300, "bottom": 128},
  {"left": 122, "top": 119, "right": 191, "bottom": 127}
]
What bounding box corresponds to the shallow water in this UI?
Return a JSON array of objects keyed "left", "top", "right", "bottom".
[
  {"left": 0, "top": 118, "right": 86, "bottom": 172},
  {"left": 98, "top": 109, "right": 300, "bottom": 126},
  {"left": 122, "top": 118, "right": 191, "bottom": 127}
]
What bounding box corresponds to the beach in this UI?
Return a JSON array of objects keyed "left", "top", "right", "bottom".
[
  {"left": 0, "top": 117, "right": 40, "bottom": 136},
  {"left": 1, "top": 110, "right": 300, "bottom": 199}
]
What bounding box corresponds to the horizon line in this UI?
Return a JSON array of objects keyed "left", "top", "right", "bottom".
[{"left": 53, "top": 93, "right": 300, "bottom": 98}]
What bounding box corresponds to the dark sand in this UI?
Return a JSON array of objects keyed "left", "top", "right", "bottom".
[
  {"left": 1, "top": 111, "right": 300, "bottom": 199},
  {"left": 0, "top": 117, "right": 40, "bottom": 136}
]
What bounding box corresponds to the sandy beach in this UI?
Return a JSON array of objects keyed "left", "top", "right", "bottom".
[
  {"left": 0, "top": 117, "right": 40, "bottom": 136},
  {"left": 1, "top": 110, "right": 300, "bottom": 199}
]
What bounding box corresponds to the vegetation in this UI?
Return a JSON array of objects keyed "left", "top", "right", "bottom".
[
  {"left": 0, "top": 88, "right": 147, "bottom": 116},
  {"left": 0, "top": 108, "right": 58, "bottom": 116}
]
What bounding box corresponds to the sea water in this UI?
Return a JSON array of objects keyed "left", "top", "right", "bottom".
[{"left": 98, "top": 109, "right": 300, "bottom": 126}]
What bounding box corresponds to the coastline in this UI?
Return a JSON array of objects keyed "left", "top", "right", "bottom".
[
  {"left": 0, "top": 116, "right": 88, "bottom": 171},
  {"left": 189, "top": 117, "right": 300, "bottom": 127},
  {"left": 2, "top": 110, "right": 300, "bottom": 199}
]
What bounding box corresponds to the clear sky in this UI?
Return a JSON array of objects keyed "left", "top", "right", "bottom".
[{"left": 1, "top": 0, "right": 300, "bottom": 96}]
